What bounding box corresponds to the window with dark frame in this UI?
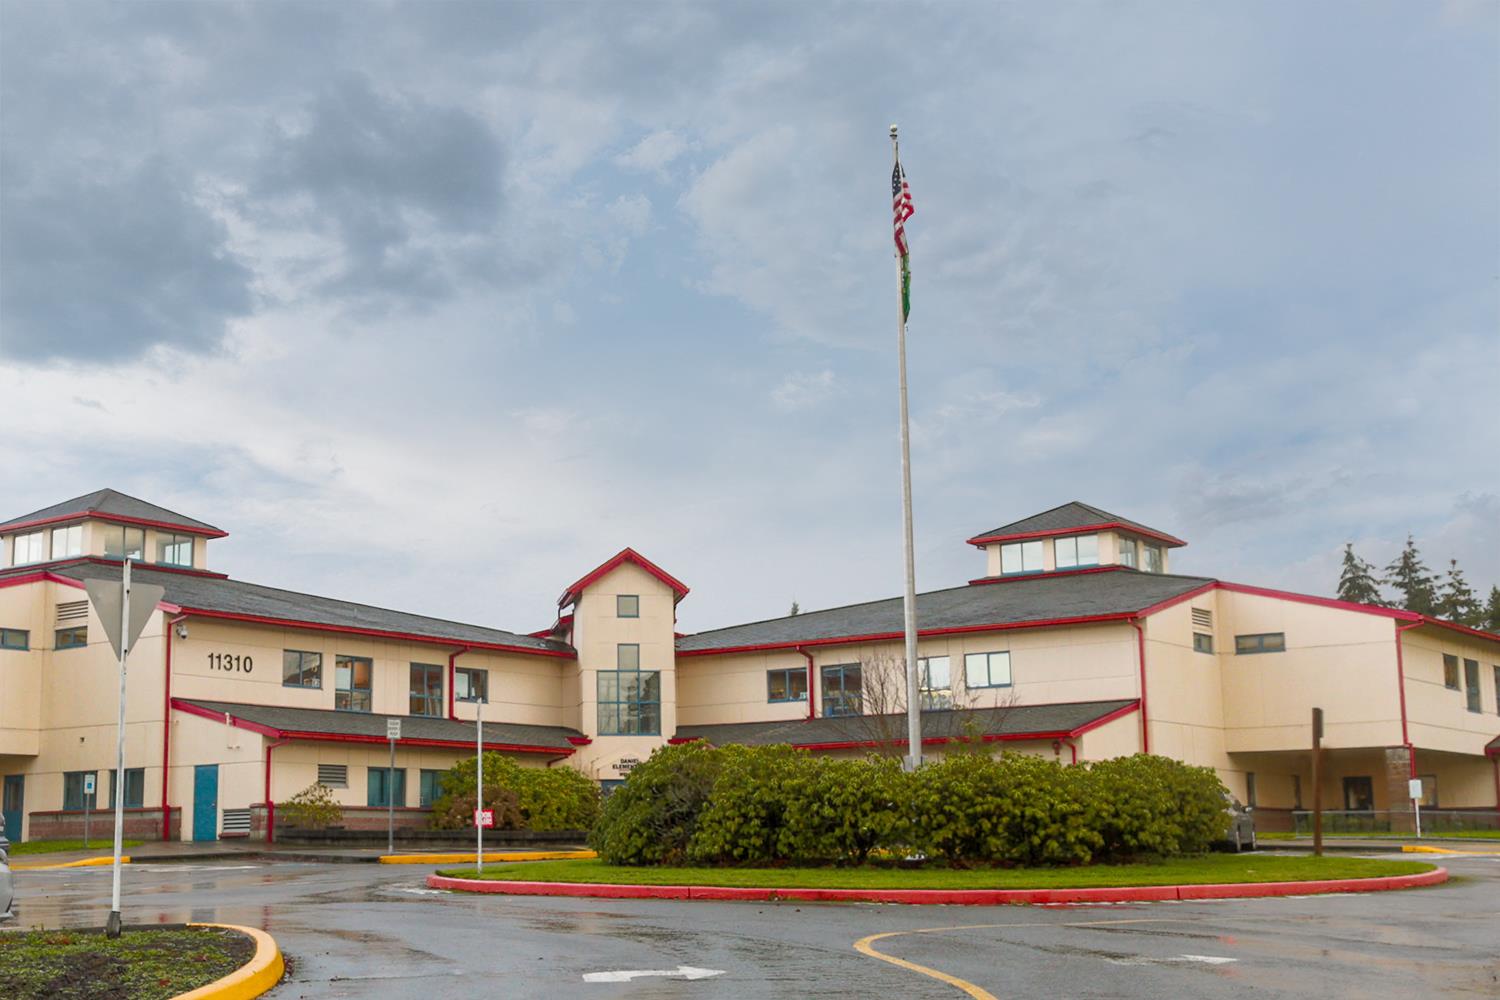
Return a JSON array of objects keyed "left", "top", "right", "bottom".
[
  {"left": 0, "top": 628, "right": 28, "bottom": 650},
  {"left": 919, "top": 656, "right": 953, "bottom": 709},
  {"left": 419, "top": 769, "right": 444, "bottom": 807},
  {"left": 1464, "top": 658, "right": 1481, "bottom": 713},
  {"left": 335, "top": 655, "right": 373, "bottom": 712},
  {"left": 455, "top": 667, "right": 488, "bottom": 703},
  {"left": 367, "top": 767, "right": 406, "bottom": 808},
  {"left": 964, "top": 651, "right": 1012, "bottom": 689},
  {"left": 50, "top": 524, "right": 83, "bottom": 560},
  {"left": 1293, "top": 774, "right": 1302, "bottom": 810},
  {"left": 617, "top": 643, "right": 640, "bottom": 669},
  {"left": 156, "top": 532, "right": 194, "bottom": 567},
  {"left": 1342, "top": 775, "right": 1375, "bottom": 811},
  {"left": 1142, "top": 544, "right": 1164, "bottom": 573},
  {"left": 617, "top": 594, "right": 639, "bottom": 618},
  {"left": 55, "top": 626, "right": 87, "bottom": 650},
  {"left": 409, "top": 662, "right": 444, "bottom": 717},
  {"left": 597, "top": 667, "right": 661, "bottom": 734},
  {"left": 820, "top": 662, "right": 862, "bottom": 717},
  {"left": 12, "top": 530, "right": 45, "bottom": 565},
  {"left": 63, "top": 771, "right": 97, "bottom": 811},
  {"left": 1053, "top": 534, "right": 1099, "bottom": 569},
  {"left": 1245, "top": 772, "right": 1257, "bottom": 807},
  {"left": 766, "top": 667, "right": 808, "bottom": 702},
  {"left": 999, "top": 540, "right": 1044, "bottom": 575},
  {"left": 109, "top": 768, "right": 145, "bottom": 809},
  {"left": 102, "top": 525, "right": 146, "bottom": 561},
  {"left": 1193, "top": 632, "right": 1214, "bottom": 654},
  {"left": 1443, "top": 654, "right": 1460, "bottom": 690},
  {"left": 1118, "top": 537, "right": 1138, "bottom": 568},
  {"left": 1234, "top": 632, "right": 1286, "bottom": 654},
  {"left": 282, "top": 649, "right": 322, "bottom": 688}
]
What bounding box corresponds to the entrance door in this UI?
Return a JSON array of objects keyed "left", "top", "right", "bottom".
[
  {"left": 192, "top": 765, "right": 219, "bottom": 842},
  {"left": 2, "top": 775, "right": 23, "bottom": 843}
]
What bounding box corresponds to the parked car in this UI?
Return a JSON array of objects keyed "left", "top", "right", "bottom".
[
  {"left": 0, "top": 812, "right": 13, "bottom": 921},
  {"left": 1221, "top": 794, "right": 1257, "bottom": 852}
]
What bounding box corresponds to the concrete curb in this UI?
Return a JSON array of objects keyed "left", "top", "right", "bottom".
[
  {"left": 173, "top": 923, "right": 284, "bottom": 1000},
  {"left": 1402, "top": 844, "right": 1500, "bottom": 856},
  {"left": 12, "top": 855, "right": 131, "bottom": 871},
  {"left": 425, "top": 866, "right": 1448, "bottom": 905},
  {"left": 381, "top": 849, "right": 596, "bottom": 865}
]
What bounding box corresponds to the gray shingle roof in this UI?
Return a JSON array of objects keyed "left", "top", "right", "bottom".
[
  {"left": 179, "top": 699, "right": 582, "bottom": 750},
  {"left": 47, "top": 561, "right": 572, "bottom": 655},
  {"left": 675, "top": 699, "right": 1137, "bottom": 747},
  {"left": 0, "top": 488, "right": 225, "bottom": 535},
  {"left": 675, "top": 569, "right": 1213, "bottom": 652},
  {"left": 970, "top": 501, "right": 1181, "bottom": 545}
]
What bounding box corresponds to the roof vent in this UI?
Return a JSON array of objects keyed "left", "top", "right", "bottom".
[
  {"left": 1191, "top": 607, "right": 1213, "bottom": 630},
  {"left": 56, "top": 600, "right": 89, "bottom": 624}
]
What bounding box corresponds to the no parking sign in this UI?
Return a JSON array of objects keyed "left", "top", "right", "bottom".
[{"left": 474, "top": 809, "right": 495, "bottom": 828}]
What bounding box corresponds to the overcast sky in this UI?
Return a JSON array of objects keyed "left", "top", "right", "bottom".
[{"left": 1, "top": 1, "right": 1496, "bottom": 634}]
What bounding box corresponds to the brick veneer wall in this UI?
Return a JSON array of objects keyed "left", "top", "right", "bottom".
[{"left": 26, "top": 807, "right": 180, "bottom": 842}]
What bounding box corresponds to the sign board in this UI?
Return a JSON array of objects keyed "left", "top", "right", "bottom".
[
  {"left": 1408, "top": 778, "right": 1423, "bottom": 800},
  {"left": 84, "top": 578, "right": 166, "bottom": 660},
  {"left": 84, "top": 773, "right": 96, "bottom": 795},
  {"left": 474, "top": 809, "right": 494, "bottom": 829},
  {"left": 387, "top": 718, "right": 402, "bottom": 740}
]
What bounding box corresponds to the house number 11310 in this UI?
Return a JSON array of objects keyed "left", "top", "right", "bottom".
[{"left": 208, "top": 652, "right": 253, "bottom": 673}]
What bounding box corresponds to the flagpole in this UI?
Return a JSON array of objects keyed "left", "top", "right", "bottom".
[{"left": 891, "top": 124, "right": 922, "bottom": 772}]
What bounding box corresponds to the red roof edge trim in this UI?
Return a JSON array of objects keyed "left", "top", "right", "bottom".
[
  {"left": 565, "top": 735, "right": 593, "bottom": 746},
  {"left": 966, "top": 522, "right": 1187, "bottom": 549},
  {"left": 676, "top": 613, "right": 1136, "bottom": 658},
  {"left": 666, "top": 737, "right": 702, "bottom": 745},
  {"left": 1, "top": 511, "right": 228, "bottom": 539},
  {"left": 558, "top": 547, "right": 689, "bottom": 608},
  {"left": 170, "top": 698, "right": 283, "bottom": 738},
  {"left": 794, "top": 730, "right": 1076, "bottom": 753},
  {"left": 1215, "top": 582, "right": 1421, "bottom": 621},
  {"left": 1068, "top": 700, "right": 1140, "bottom": 737},
  {"left": 968, "top": 565, "right": 1128, "bottom": 586},
  {"left": 1134, "top": 581, "right": 1219, "bottom": 618},
  {"left": 1417, "top": 616, "right": 1500, "bottom": 647}
]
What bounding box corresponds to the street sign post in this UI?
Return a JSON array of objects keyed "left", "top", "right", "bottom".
[
  {"left": 386, "top": 718, "right": 401, "bottom": 856},
  {"left": 83, "top": 772, "right": 96, "bottom": 848},
  {"left": 475, "top": 694, "right": 483, "bottom": 875},
  {"left": 1409, "top": 777, "right": 1424, "bottom": 838},
  {"left": 1311, "top": 707, "right": 1324, "bottom": 857},
  {"left": 83, "top": 560, "right": 165, "bottom": 939}
]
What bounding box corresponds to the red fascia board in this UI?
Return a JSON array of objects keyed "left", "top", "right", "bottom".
[
  {"left": 1068, "top": 700, "right": 1141, "bottom": 737},
  {"left": 666, "top": 737, "right": 702, "bottom": 745},
  {"left": 793, "top": 730, "right": 1075, "bottom": 753},
  {"left": 174, "top": 607, "right": 576, "bottom": 660},
  {"left": 1134, "top": 581, "right": 1220, "bottom": 618},
  {"left": 1417, "top": 615, "right": 1500, "bottom": 647},
  {"left": 78, "top": 556, "right": 228, "bottom": 579},
  {"left": 1215, "top": 581, "right": 1420, "bottom": 621},
  {"left": 170, "top": 697, "right": 283, "bottom": 737},
  {"left": 967, "top": 565, "right": 1129, "bottom": 587},
  {"left": 966, "top": 522, "right": 1187, "bottom": 549},
  {"left": 565, "top": 735, "right": 593, "bottom": 746},
  {"left": 558, "top": 547, "right": 690, "bottom": 608},
  {"left": 676, "top": 613, "right": 1136, "bottom": 658},
  {"left": 1, "top": 511, "right": 228, "bottom": 539}
]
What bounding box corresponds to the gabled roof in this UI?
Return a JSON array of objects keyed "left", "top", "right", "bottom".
[
  {"left": 967, "top": 501, "right": 1184, "bottom": 548},
  {"left": 674, "top": 699, "right": 1138, "bottom": 749},
  {"left": 676, "top": 569, "right": 1214, "bottom": 654},
  {"left": 0, "top": 488, "right": 227, "bottom": 537},
  {"left": 44, "top": 561, "right": 574, "bottom": 657},
  {"left": 558, "top": 547, "right": 689, "bottom": 608}
]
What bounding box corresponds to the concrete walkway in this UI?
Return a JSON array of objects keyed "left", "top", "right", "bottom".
[{"left": 6, "top": 839, "right": 583, "bottom": 867}]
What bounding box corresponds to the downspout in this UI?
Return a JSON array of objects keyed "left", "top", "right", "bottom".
[
  {"left": 1131, "top": 619, "right": 1150, "bottom": 754},
  {"left": 161, "top": 613, "right": 188, "bottom": 841},
  {"left": 1065, "top": 740, "right": 1078, "bottom": 764},
  {"left": 447, "top": 646, "right": 470, "bottom": 721},
  {"left": 797, "top": 646, "right": 816, "bottom": 720},
  {"left": 264, "top": 737, "right": 290, "bottom": 844},
  {"left": 1394, "top": 621, "right": 1423, "bottom": 779}
]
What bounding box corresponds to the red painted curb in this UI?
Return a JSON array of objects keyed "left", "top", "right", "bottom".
[{"left": 425, "top": 866, "right": 1447, "bottom": 905}]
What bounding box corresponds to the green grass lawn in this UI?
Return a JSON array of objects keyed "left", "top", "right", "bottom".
[
  {"left": 438, "top": 854, "right": 1434, "bottom": 890},
  {"left": 7, "top": 839, "right": 144, "bottom": 857},
  {"left": 0, "top": 927, "right": 252, "bottom": 1000}
]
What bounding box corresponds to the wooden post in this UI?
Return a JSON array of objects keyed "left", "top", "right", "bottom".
[{"left": 1311, "top": 707, "right": 1323, "bottom": 857}]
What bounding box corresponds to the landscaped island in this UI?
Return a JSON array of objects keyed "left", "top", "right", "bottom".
[{"left": 0, "top": 926, "right": 252, "bottom": 1000}]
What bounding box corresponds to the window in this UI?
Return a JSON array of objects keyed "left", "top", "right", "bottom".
[
  {"left": 55, "top": 626, "right": 87, "bottom": 650},
  {"left": 1342, "top": 776, "right": 1374, "bottom": 811},
  {"left": 156, "top": 532, "right": 194, "bottom": 567},
  {"left": 1053, "top": 534, "right": 1099, "bottom": 569},
  {"left": 109, "top": 768, "right": 145, "bottom": 809},
  {"left": 282, "top": 650, "right": 322, "bottom": 688},
  {"left": 1235, "top": 632, "right": 1285, "bottom": 655},
  {"left": 102, "top": 526, "right": 146, "bottom": 561},
  {"left": 999, "top": 540, "right": 1044, "bottom": 575},
  {"left": 316, "top": 764, "right": 348, "bottom": 788},
  {"left": 1443, "top": 654, "right": 1460, "bottom": 690},
  {"left": 1292, "top": 774, "right": 1302, "bottom": 810},
  {"left": 964, "top": 651, "right": 1012, "bottom": 689},
  {"left": 1464, "top": 658, "right": 1481, "bottom": 713},
  {"left": 1193, "top": 633, "right": 1214, "bottom": 654},
  {"left": 50, "top": 524, "right": 83, "bottom": 560},
  {"left": 617, "top": 643, "right": 640, "bottom": 669},
  {"left": 419, "top": 769, "right": 444, "bottom": 807},
  {"left": 367, "top": 767, "right": 407, "bottom": 807},
  {"left": 617, "top": 594, "right": 639, "bottom": 618},
  {"left": 1118, "top": 537, "right": 1138, "bottom": 568},
  {"left": 1417, "top": 774, "right": 1438, "bottom": 808},
  {"left": 12, "top": 530, "right": 45, "bottom": 565},
  {"left": 597, "top": 668, "right": 661, "bottom": 734},
  {"left": 1142, "top": 544, "right": 1163, "bottom": 573},
  {"left": 919, "top": 656, "right": 952, "bottom": 709},
  {"left": 63, "top": 771, "right": 98, "bottom": 811},
  {"left": 334, "top": 655, "right": 373, "bottom": 712},
  {"left": 1245, "top": 772, "right": 1257, "bottom": 807},
  {"left": 820, "top": 663, "right": 862, "bottom": 717},
  {"left": 455, "top": 667, "right": 488, "bottom": 703},
  {"left": 0, "top": 628, "right": 28, "bottom": 651},
  {"left": 766, "top": 667, "right": 808, "bottom": 703},
  {"left": 409, "top": 663, "right": 444, "bottom": 717}
]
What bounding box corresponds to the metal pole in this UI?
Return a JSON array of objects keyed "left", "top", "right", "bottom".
[
  {"left": 475, "top": 695, "right": 483, "bottom": 875},
  {"left": 387, "top": 735, "right": 395, "bottom": 856},
  {"left": 84, "top": 782, "right": 91, "bottom": 849},
  {"left": 106, "top": 559, "right": 131, "bottom": 938},
  {"left": 1311, "top": 707, "right": 1323, "bottom": 858},
  {"left": 891, "top": 124, "right": 921, "bottom": 773}
]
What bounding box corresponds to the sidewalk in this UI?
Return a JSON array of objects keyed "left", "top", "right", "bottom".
[
  {"left": 8, "top": 839, "right": 590, "bottom": 868},
  {"left": 1259, "top": 837, "right": 1500, "bottom": 855}
]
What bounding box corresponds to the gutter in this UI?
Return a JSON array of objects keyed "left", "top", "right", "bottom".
[
  {"left": 1394, "top": 620, "right": 1424, "bottom": 779},
  {"left": 161, "top": 613, "right": 188, "bottom": 841},
  {"left": 1131, "top": 619, "right": 1150, "bottom": 754},
  {"left": 796, "top": 646, "right": 816, "bottom": 721},
  {"left": 263, "top": 737, "right": 291, "bottom": 844},
  {"left": 447, "top": 645, "right": 470, "bottom": 720}
]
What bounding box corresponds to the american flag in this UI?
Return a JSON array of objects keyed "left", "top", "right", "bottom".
[{"left": 891, "top": 162, "right": 915, "bottom": 256}]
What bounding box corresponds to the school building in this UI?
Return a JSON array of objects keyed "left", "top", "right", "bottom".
[{"left": 1, "top": 489, "right": 1496, "bottom": 842}]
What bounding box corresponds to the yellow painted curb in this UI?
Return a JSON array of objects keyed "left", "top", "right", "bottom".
[
  {"left": 12, "top": 855, "right": 131, "bottom": 871},
  {"left": 1402, "top": 844, "right": 1500, "bottom": 856},
  {"left": 379, "top": 848, "right": 596, "bottom": 865},
  {"left": 174, "top": 923, "right": 284, "bottom": 1000}
]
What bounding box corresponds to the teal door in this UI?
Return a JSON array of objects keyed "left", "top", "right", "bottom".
[
  {"left": 2, "top": 775, "right": 23, "bottom": 843},
  {"left": 192, "top": 765, "right": 218, "bottom": 841}
]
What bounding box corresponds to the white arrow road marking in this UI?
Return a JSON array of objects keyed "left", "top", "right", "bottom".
[
  {"left": 1107, "top": 954, "right": 1238, "bottom": 966},
  {"left": 139, "top": 865, "right": 260, "bottom": 873},
  {"left": 1177, "top": 955, "right": 1238, "bottom": 965},
  {"left": 583, "top": 965, "right": 725, "bottom": 983}
]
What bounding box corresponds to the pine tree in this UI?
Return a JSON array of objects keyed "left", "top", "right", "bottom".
[
  {"left": 1383, "top": 535, "right": 1438, "bottom": 616},
  {"left": 788, "top": 600, "right": 800, "bottom": 617},
  {"left": 1484, "top": 586, "right": 1500, "bottom": 633},
  {"left": 1435, "top": 560, "right": 1481, "bottom": 626},
  {"left": 1335, "top": 543, "right": 1384, "bottom": 605}
]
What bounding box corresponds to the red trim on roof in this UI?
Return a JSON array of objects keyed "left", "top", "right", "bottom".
[
  {"left": 171, "top": 697, "right": 282, "bottom": 737},
  {"left": 968, "top": 565, "right": 1129, "bottom": 586},
  {"left": 0, "top": 570, "right": 88, "bottom": 592},
  {"left": 966, "top": 521, "right": 1187, "bottom": 549},
  {"left": 1, "top": 511, "right": 227, "bottom": 539},
  {"left": 1069, "top": 700, "right": 1141, "bottom": 736},
  {"left": 774, "top": 702, "right": 1141, "bottom": 752},
  {"left": 1134, "top": 580, "right": 1219, "bottom": 618},
  {"left": 558, "top": 547, "right": 689, "bottom": 608},
  {"left": 1417, "top": 615, "right": 1500, "bottom": 647},
  {"left": 1215, "top": 581, "right": 1421, "bottom": 621},
  {"left": 0, "top": 557, "right": 226, "bottom": 581}
]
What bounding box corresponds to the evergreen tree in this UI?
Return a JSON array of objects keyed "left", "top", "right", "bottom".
[
  {"left": 1383, "top": 535, "right": 1438, "bottom": 615},
  {"left": 788, "top": 600, "right": 800, "bottom": 617},
  {"left": 1484, "top": 586, "right": 1500, "bottom": 633},
  {"left": 1335, "top": 543, "right": 1384, "bottom": 605},
  {"left": 1435, "top": 559, "right": 1481, "bottom": 626}
]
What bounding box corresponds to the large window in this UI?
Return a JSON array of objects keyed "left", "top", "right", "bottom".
[
  {"left": 964, "top": 651, "right": 1012, "bottom": 689},
  {"left": 1142, "top": 544, "right": 1164, "bottom": 573},
  {"left": 919, "top": 656, "right": 952, "bottom": 709},
  {"left": 282, "top": 650, "right": 322, "bottom": 688},
  {"left": 109, "top": 768, "right": 145, "bottom": 809},
  {"left": 419, "top": 769, "right": 444, "bottom": 808},
  {"left": 1464, "top": 659, "right": 1481, "bottom": 713},
  {"left": 63, "top": 771, "right": 98, "bottom": 811},
  {"left": 1118, "top": 537, "right": 1138, "bottom": 568},
  {"left": 335, "top": 655, "right": 373, "bottom": 712},
  {"left": 55, "top": 626, "right": 87, "bottom": 650},
  {"left": 156, "top": 532, "right": 194, "bottom": 567},
  {"left": 1235, "top": 633, "right": 1285, "bottom": 655},
  {"left": 102, "top": 525, "right": 146, "bottom": 561},
  {"left": 0, "top": 628, "right": 28, "bottom": 651},
  {"left": 1443, "top": 654, "right": 1459, "bottom": 690},
  {"left": 410, "top": 663, "right": 444, "bottom": 717},
  {"left": 597, "top": 668, "right": 661, "bottom": 735},
  {"left": 367, "top": 767, "right": 407, "bottom": 808},
  {"left": 50, "top": 524, "right": 83, "bottom": 560},
  {"left": 12, "top": 530, "right": 45, "bottom": 565},
  {"left": 999, "top": 540, "right": 1044, "bottom": 575},
  {"left": 821, "top": 663, "right": 862, "bottom": 717},
  {"left": 455, "top": 667, "right": 487, "bottom": 703},
  {"left": 767, "top": 667, "right": 808, "bottom": 703},
  {"left": 1053, "top": 534, "right": 1099, "bottom": 569},
  {"left": 617, "top": 594, "right": 639, "bottom": 618}
]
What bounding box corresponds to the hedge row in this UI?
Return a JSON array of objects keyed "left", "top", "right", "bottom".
[
  {"left": 589, "top": 744, "right": 1229, "bottom": 867},
  {"left": 429, "top": 752, "right": 600, "bottom": 832}
]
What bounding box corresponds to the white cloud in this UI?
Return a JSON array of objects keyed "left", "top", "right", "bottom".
[
  {"left": 614, "top": 129, "right": 692, "bottom": 177},
  {"left": 770, "top": 369, "right": 839, "bottom": 411}
]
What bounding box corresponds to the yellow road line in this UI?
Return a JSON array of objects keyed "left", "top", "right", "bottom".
[
  {"left": 12, "top": 855, "right": 130, "bottom": 871},
  {"left": 378, "top": 849, "right": 596, "bottom": 865}
]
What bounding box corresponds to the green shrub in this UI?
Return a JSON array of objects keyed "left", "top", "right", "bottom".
[
  {"left": 429, "top": 752, "right": 600, "bottom": 832},
  {"left": 1083, "top": 755, "right": 1229, "bottom": 859},
  {"left": 277, "top": 782, "right": 343, "bottom": 830},
  {"left": 688, "top": 745, "right": 805, "bottom": 864},
  {"left": 778, "top": 756, "right": 912, "bottom": 865},
  {"left": 589, "top": 742, "right": 725, "bottom": 865}
]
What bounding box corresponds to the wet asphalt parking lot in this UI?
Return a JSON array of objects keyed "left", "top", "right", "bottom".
[{"left": 5, "top": 852, "right": 1499, "bottom": 999}]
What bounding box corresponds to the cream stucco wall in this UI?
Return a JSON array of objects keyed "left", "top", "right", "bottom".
[{"left": 1400, "top": 628, "right": 1499, "bottom": 757}]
